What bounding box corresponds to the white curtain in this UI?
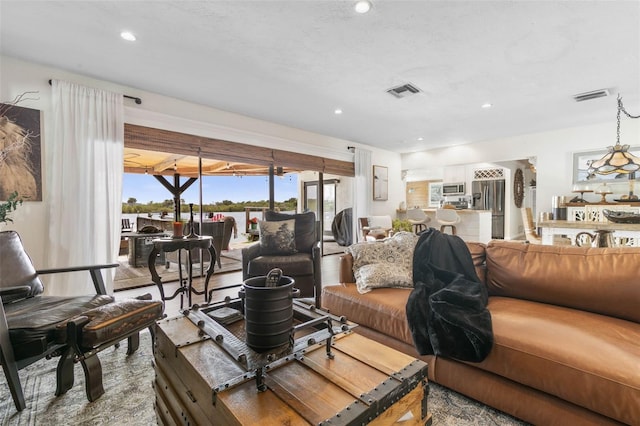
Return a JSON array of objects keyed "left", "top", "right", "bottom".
[
  {"left": 352, "top": 148, "right": 372, "bottom": 242},
  {"left": 44, "top": 80, "right": 124, "bottom": 296}
]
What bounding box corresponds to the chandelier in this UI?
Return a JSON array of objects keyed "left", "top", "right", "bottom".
[{"left": 587, "top": 95, "right": 640, "bottom": 175}]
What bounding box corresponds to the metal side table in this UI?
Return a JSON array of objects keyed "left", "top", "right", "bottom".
[{"left": 148, "top": 236, "right": 216, "bottom": 309}]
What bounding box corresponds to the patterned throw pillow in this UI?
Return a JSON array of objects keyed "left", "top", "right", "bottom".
[
  {"left": 259, "top": 219, "right": 297, "bottom": 255},
  {"left": 347, "top": 231, "right": 419, "bottom": 294}
]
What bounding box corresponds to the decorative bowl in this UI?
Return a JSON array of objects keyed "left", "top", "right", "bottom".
[{"left": 602, "top": 209, "right": 640, "bottom": 224}]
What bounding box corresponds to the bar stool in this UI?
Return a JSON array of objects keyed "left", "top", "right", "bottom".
[
  {"left": 436, "top": 208, "right": 461, "bottom": 235},
  {"left": 406, "top": 207, "right": 431, "bottom": 234}
]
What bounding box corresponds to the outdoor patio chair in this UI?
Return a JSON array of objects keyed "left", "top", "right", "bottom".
[
  {"left": 211, "top": 216, "right": 237, "bottom": 268},
  {"left": 0, "top": 230, "right": 163, "bottom": 412},
  {"left": 121, "top": 218, "right": 133, "bottom": 232}
]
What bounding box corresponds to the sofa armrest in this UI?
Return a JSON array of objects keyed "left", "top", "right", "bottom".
[
  {"left": 241, "top": 243, "right": 262, "bottom": 280},
  {"left": 339, "top": 253, "right": 355, "bottom": 284}
]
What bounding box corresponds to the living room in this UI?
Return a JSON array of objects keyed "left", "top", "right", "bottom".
[{"left": 1, "top": 1, "right": 639, "bottom": 425}]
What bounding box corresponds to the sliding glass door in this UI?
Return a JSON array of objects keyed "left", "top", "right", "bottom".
[{"left": 304, "top": 179, "right": 338, "bottom": 236}]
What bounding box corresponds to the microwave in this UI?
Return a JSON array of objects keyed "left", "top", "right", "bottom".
[{"left": 442, "top": 182, "right": 466, "bottom": 196}]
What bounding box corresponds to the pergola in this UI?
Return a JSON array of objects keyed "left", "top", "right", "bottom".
[{"left": 123, "top": 147, "right": 302, "bottom": 221}]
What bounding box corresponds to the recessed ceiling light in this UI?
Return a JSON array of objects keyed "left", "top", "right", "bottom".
[
  {"left": 354, "top": 0, "right": 372, "bottom": 14},
  {"left": 334, "top": 108, "right": 343, "bottom": 115},
  {"left": 481, "top": 103, "right": 492, "bottom": 109},
  {"left": 417, "top": 137, "right": 424, "bottom": 141},
  {"left": 120, "top": 31, "right": 136, "bottom": 41}
]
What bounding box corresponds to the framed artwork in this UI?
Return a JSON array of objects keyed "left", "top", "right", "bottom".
[
  {"left": 428, "top": 182, "right": 443, "bottom": 207},
  {"left": 0, "top": 103, "right": 42, "bottom": 201},
  {"left": 573, "top": 146, "right": 640, "bottom": 184},
  {"left": 373, "top": 165, "right": 388, "bottom": 201}
]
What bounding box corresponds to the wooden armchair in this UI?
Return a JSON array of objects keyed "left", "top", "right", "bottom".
[
  {"left": 359, "top": 216, "right": 393, "bottom": 241},
  {"left": 0, "top": 230, "right": 163, "bottom": 412}
]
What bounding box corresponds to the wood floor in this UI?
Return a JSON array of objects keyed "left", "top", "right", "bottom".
[{"left": 115, "top": 253, "right": 342, "bottom": 318}]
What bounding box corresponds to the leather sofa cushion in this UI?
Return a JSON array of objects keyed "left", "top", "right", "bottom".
[
  {"left": 322, "top": 283, "right": 414, "bottom": 347},
  {"left": 67, "top": 298, "right": 163, "bottom": 348},
  {"left": 248, "top": 253, "right": 314, "bottom": 277},
  {"left": 485, "top": 241, "right": 640, "bottom": 323},
  {"left": 5, "top": 294, "right": 114, "bottom": 360},
  {"left": 475, "top": 297, "right": 640, "bottom": 425}
]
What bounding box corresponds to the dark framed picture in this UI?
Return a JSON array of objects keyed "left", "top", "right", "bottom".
[
  {"left": 373, "top": 165, "right": 388, "bottom": 201},
  {"left": 0, "top": 103, "right": 42, "bottom": 201}
]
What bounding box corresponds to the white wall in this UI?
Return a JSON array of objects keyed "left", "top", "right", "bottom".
[
  {"left": 402, "top": 120, "right": 640, "bottom": 221},
  {"left": 1, "top": 56, "right": 401, "bottom": 266}
]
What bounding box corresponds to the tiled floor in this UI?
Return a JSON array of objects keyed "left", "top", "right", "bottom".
[{"left": 115, "top": 253, "right": 341, "bottom": 318}]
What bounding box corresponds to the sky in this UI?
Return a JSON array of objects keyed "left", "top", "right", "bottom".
[{"left": 122, "top": 173, "right": 299, "bottom": 204}]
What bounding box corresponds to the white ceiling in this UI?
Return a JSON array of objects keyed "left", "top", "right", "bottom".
[{"left": 1, "top": 1, "right": 639, "bottom": 154}]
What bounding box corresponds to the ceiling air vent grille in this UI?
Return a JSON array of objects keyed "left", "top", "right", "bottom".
[
  {"left": 387, "top": 83, "right": 422, "bottom": 99},
  {"left": 573, "top": 89, "right": 610, "bottom": 102}
]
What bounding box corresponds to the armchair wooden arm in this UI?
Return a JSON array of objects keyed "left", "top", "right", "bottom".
[{"left": 37, "top": 263, "right": 118, "bottom": 296}]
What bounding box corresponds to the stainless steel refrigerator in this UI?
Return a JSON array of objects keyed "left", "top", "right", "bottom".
[{"left": 471, "top": 179, "right": 505, "bottom": 239}]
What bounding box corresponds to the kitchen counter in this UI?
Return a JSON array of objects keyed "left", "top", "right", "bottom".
[{"left": 422, "top": 209, "right": 492, "bottom": 243}]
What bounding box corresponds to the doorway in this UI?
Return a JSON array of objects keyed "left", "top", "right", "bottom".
[{"left": 303, "top": 179, "right": 339, "bottom": 237}]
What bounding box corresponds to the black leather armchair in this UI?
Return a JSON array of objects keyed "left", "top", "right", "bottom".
[
  {"left": 0, "top": 230, "right": 163, "bottom": 412},
  {"left": 242, "top": 211, "right": 322, "bottom": 305}
]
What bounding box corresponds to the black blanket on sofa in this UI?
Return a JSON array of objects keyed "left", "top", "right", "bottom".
[{"left": 406, "top": 229, "right": 493, "bottom": 362}]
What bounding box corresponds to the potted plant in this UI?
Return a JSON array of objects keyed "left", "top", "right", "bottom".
[
  {"left": 0, "top": 191, "right": 23, "bottom": 226},
  {"left": 392, "top": 218, "right": 412, "bottom": 233},
  {"left": 248, "top": 217, "right": 259, "bottom": 230}
]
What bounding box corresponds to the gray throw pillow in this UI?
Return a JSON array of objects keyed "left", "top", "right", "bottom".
[
  {"left": 259, "top": 219, "right": 297, "bottom": 255},
  {"left": 265, "top": 210, "right": 316, "bottom": 252}
]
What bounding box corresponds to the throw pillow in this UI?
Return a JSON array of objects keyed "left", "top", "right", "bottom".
[
  {"left": 347, "top": 231, "right": 419, "bottom": 294},
  {"left": 356, "top": 263, "right": 414, "bottom": 291},
  {"left": 265, "top": 210, "right": 316, "bottom": 253},
  {"left": 259, "top": 219, "right": 297, "bottom": 255}
]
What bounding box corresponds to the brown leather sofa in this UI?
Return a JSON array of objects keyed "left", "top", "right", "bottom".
[{"left": 322, "top": 240, "right": 640, "bottom": 425}]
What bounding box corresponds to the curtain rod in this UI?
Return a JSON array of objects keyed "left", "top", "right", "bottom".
[{"left": 48, "top": 79, "right": 142, "bottom": 104}]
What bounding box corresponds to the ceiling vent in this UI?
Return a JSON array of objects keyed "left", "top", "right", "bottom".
[
  {"left": 572, "top": 89, "right": 610, "bottom": 102},
  {"left": 387, "top": 83, "right": 422, "bottom": 99}
]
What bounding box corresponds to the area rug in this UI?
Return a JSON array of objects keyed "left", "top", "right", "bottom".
[
  {"left": 0, "top": 333, "right": 528, "bottom": 425},
  {"left": 323, "top": 240, "right": 347, "bottom": 256},
  {"left": 114, "top": 254, "right": 242, "bottom": 292}
]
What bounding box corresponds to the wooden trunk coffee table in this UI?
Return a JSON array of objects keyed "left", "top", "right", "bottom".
[{"left": 154, "top": 299, "right": 432, "bottom": 425}]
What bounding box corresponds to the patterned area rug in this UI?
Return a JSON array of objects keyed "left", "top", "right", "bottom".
[
  {"left": 0, "top": 332, "right": 528, "bottom": 425},
  {"left": 114, "top": 252, "right": 242, "bottom": 292}
]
